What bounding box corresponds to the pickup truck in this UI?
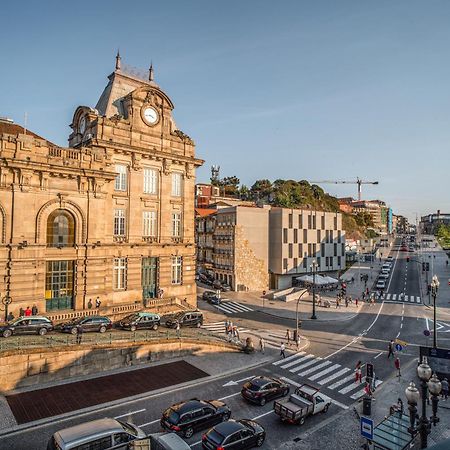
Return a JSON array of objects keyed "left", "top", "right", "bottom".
[{"left": 273, "top": 384, "right": 331, "bottom": 425}]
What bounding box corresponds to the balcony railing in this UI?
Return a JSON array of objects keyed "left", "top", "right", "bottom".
[{"left": 48, "top": 147, "right": 81, "bottom": 160}]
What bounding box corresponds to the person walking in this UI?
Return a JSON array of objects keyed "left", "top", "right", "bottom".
[
  {"left": 345, "top": 297, "right": 349, "bottom": 308},
  {"left": 76, "top": 324, "right": 83, "bottom": 345},
  {"left": 176, "top": 322, "right": 180, "bottom": 339},
  {"left": 224, "top": 320, "right": 229, "bottom": 334},
  {"left": 441, "top": 378, "right": 449, "bottom": 401},
  {"left": 355, "top": 361, "right": 362, "bottom": 383},
  {"left": 95, "top": 297, "right": 101, "bottom": 309},
  {"left": 31, "top": 305, "right": 38, "bottom": 316},
  {"left": 259, "top": 337, "right": 265, "bottom": 354},
  {"left": 87, "top": 298, "right": 93, "bottom": 309},
  {"left": 24, "top": 306, "right": 32, "bottom": 317},
  {"left": 355, "top": 297, "right": 359, "bottom": 307},
  {"left": 394, "top": 356, "right": 401, "bottom": 377},
  {"left": 19, "top": 307, "right": 25, "bottom": 317},
  {"left": 285, "top": 329, "right": 290, "bottom": 344},
  {"left": 388, "top": 340, "right": 394, "bottom": 359},
  {"left": 280, "top": 342, "right": 286, "bottom": 359}
]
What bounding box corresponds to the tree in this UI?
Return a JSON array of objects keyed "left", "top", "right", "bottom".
[
  {"left": 222, "top": 176, "right": 240, "bottom": 196},
  {"left": 250, "top": 179, "right": 272, "bottom": 202}
]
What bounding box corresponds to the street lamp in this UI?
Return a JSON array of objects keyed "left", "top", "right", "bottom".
[
  {"left": 405, "top": 382, "right": 419, "bottom": 435},
  {"left": 295, "top": 289, "right": 309, "bottom": 346},
  {"left": 428, "top": 373, "right": 442, "bottom": 426},
  {"left": 430, "top": 275, "right": 440, "bottom": 348},
  {"left": 310, "top": 260, "right": 318, "bottom": 320}
]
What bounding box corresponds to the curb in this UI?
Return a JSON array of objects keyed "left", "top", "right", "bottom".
[
  {"left": 254, "top": 307, "right": 360, "bottom": 323},
  {"left": 0, "top": 355, "right": 274, "bottom": 439}
]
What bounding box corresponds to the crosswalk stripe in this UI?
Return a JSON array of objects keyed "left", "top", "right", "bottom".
[
  {"left": 328, "top": 373, "right": 355, "bottom": 390},
  {"left": 350, "top": 380, "right": 383, "bottom": 400},
  {"left": 219, "top": 302, "right": 243, "bottom": 313},
  {"left": 216, "top": 304, "right": 236, "bottom": 314},
  {"left": 339, "top": 380, "right": 365, "bottom": 395},
  {"left": 298, "top": 360, "right": 332, "bottom": 377},
  {"left": 318, "top": 367, "right": 350, "bottom": 385},
  {"left": 281, "top": 352, "right": 312, "bottom": 369},
  {"left": 417, "top": 297, "right": 421, "bottom": 303},
  {"left": 392, "top": 294, "right": 397, "bottom": 300},
  {"left": 290, "top": 357, "right": 322, "bottom": 373},
  {"left": 309, "top": 363, "right": 342, "bottom": 381},
  {"left": 273, "top": 353, "right": 303, "bottom": 366},
  {"left": 386, "top": 294, "right": 391, "bottom": 300},
  {"left": 405, "top": 295, "right": 409, "bottom": 302},
  {"left": 233, "top": 303, "right": 254, "bottom": 312}
]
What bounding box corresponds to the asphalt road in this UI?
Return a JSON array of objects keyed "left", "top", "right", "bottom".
[{"left": 0, "top": 239, "right": 436, "bottom": 450}]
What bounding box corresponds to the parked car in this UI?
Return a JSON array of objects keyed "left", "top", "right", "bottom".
[
  {"left": 118, "top": 312, "right": 160, "bottom": 332},
  {"left": 202, "top": 291, "right": 217, "bottom": 301},
  {"left": 202, "top": 419, "right": 265, "bottom": 449},
  {"left": 145, "top": 432, "right": 191, "bottom": 450},
  {"left": 387, "top": 256, "right": 394, "bottom": 261},
  {"left": 378, "top": 273, "right": 389, "bottom": 281},
  {"left": 241, "top": 376, "right": 290, "bottom": 406},
  {"left": 0, "top": 316, "right": 53, "bottom": 338},
  {"left": 58, "top": 316, "right": 112, "bottom": 334},
  {"left": 376, "top": 279, "right": 386, "bottom": 290},
  {"left": 220, "top": 284, "right": 232, "bottom": 292},
  {"left": 165, "top": 311, "right": 203, "bottom": 329},
  {"left": 161, "top": 399, "right": 231, "bottom": 438},
  {"left": 47, "top": 418, "right": 146, "bottom": 450},
  {"left": 212, "top": 280, "right": 223, "bottom": 290}
]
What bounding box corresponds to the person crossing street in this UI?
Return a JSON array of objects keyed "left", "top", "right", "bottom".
[
  {"left": 280, "top": 342, "right": 286, "bottom": 359},
  {"left": 388, "top": 340, "right": 394, "bottom": 358}
]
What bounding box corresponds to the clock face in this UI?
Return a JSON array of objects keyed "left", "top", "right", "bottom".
[
  {"left": 142, "top": 106, "right": 159, "bottom": 125},
  {"left": 79, "top": 116, "right": 86, "bottom": 134}
]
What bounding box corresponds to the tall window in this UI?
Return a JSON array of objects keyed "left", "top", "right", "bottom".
[
  {"left": 172, "top": 213, "right": 182, "bottom": 237},
  {"left": 113, "top": 257, "right": 127, "bottom": 290},
  {"left": 45, "top": 260, "right": 74, "bottom": 310},
  {"left": 171, "top": 256, "right": 182, "bottom": 284},
  {"left": 143, "top": 211, "right": 157, "bottom": 237},
  {"left": 171, "top": 172, "right": 182, "bottom": 197},
  {"left": 115, "top": 164, "right": 127, "bottom": 191},
  {"left": 114, "top": 209, "right": 126, "bottom": 236},
  {"left": 143, "top": 168, "right": 158, "bottom": 194},
  {"left": 47, "top": 210, "right": 75, "bottom": 247}
]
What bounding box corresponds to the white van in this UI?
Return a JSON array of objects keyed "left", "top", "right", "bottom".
[
  {"left": 47, "top": 418, "right": 146, "bottom": 450},
  {"left": 131, "top": 434, "right": 191, "bottom": 450}
]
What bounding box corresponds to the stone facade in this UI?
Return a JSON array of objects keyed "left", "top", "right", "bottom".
[{"left": 0, "top": 57, "right": 203, "bottom": 318}]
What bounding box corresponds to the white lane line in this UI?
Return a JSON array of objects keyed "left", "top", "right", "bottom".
[
  {"left": 400, "top": 323, "right": 403, "bottom": 329},
  {"left": 219, "top": 392, "right": 241, "bottom": 400},
  {"left": 236, "top": 375, "right": 255, "bottom": 383},
  {"left": 392, "top": 294, "right": 397, "bottom": 300},
  {"left": 426, "top": 318, "right": 430, "bottom": 331},
  {"left": 309, "top": 363, "right": 341, "bottom": 381},
  {"left": 374, "top": 352, "right": 383, "bottom": 359},
  {"left": 386, "top": 294, "right": 391, "bottom": 300},
  {"left": 396, "top": 331, "right": 401, "bottom": 338},
  {"left": 252, "top": 410, "right": 275, "bottom": 420},
  {"left": 417, "top": 297, "right": 421, "bottom": 303},
  {"left": 290, "top": 357, "right": 322, "bottom": 373},
  {"left": 191, "top": 440, "right": 202, "bottom": 448},
  {"left": 216, "top": 304, "right": 236, "bottom": 314},
  {"left": 114, "top": 409, "right": 146, "bottom": 419},
  {"left": 318, "top": 367, "right": 350, "bottom": 385},
  {"left": 139, "top": 418, "right": 160, "bottom": 427},
  {"left": 298, "top": 360, "right": 332, "bottom": 377},
  {"left": 233, "top": 303, "right": 254, "bottom": 312},
  {"left": 273, "top": 353, "right": 303, "bottom": 366},
  {"left": 219, "top": 302, "right": 244, "bottom": 313}
]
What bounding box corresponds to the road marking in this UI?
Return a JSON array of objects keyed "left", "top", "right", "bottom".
[
  {"left": 219, "top": 392, "right": 241, "bottom": 400},
  {"left": 290, "top": 357, "right": 322, "bottom": 373},
  {"left": 339, "top": 381, "right": 365, "bottom": 395},
  {"left": 396, "top": 331, "right": 401, "bottom": 338},
  {"left": 374, "top": 352, "right": 383, "bottom": 359},
  {"left": 114, "top": 409, "right": 145, "bottom": 419},
  {"left": 400, "top": 323, "right": 403, "bottom": 329},
  {"left": 236, "top": 375, "right": 255, "bottom": 383},
  {"left": 318, "top": 367, "right": 350, "bottom": 385},
  {"left": 386, "top": 294, "right": 391, "bottom": 300},
  {"left": 328, "top": 373, "right": 355, "bottom": 390},
  {"left": 252, "top": 410, "right": 275, "bottom": 420},
  {"left": 350, "top": 380, "right": 383, "bottom": 400},
  {"left": 309, "top": 363, "right": 341, "bottom": 381},
  {"left": 426, "top": 318, "right": 430, "bottom": 331},
  {"left": 278, "top": 352, "right": 309, "bottom": 369},
  {"left": 392, "top": 294, "right": 397, "bottom": 300},
  {"left": 281, "top": 376, "right": 301, "bottom": 387},
  {"left": 139, "top": 419, "right": 160, "bottom": 427},
  {"left": 273, "top": 353, "right": 302, "bottom": 366},
  {"left": 298, "top": 360, "right": 332, "bottom": 377}
]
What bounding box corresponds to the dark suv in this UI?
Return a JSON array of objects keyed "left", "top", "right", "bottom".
[
  {"left": 165, "top": 311, "right": 203, "bottom": 329},
  {"left": 118, "top": 312, "right": 160, "bottom": 331},
  {"left": 0, "top": 316, "right": 54, "bottom": 338},
  {"left": 58, "top": 316, "right": 112, "bottom": 334},
  {"left": 241, "top": 376, "right": 289, "bottom": 406},
  {"left": 161, "top": 399, "right": 231, "bottom": 438}
]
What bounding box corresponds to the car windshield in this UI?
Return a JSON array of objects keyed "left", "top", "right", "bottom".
[
  {"left": 119, "top": 420, "right": 138, "bottom": 437},
  {"left": 239, "top": 419, "right": 256, "bottom": 432},
  {"left": 206, "top": 429, "right": 224, "bottom": 445},
  {"left": 163, "top": 408, "right": 180, "bottom": 424}
]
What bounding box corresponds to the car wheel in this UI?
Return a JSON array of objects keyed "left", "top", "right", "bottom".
[
  {"left": 299, "top": 417, "right": 306, "bottom": 426},
  {"left": 70, "top": 327, "right": 78, "bottom": 335},
  {"left": 38, "top": 328, "right": 48, "bottom": 336},
  {"left": 152, "top": 324, "right": 158, "bottom": 331},
  {"left": 323, "top": 404, "right": 330, "bottom": 413},
  {"left": 184, "top": 427, "right": 194, "bottom": 438},
  {"left": 256, "top": 434, "right": 265, "bottom": 447},
  {"left": 259, "top": 397, "right": 266, "bottom": 406},
  {"left": 99, "top": 326, "right": 107, "bottom": 333},
  {"left": 2, "top": 329, "right": 12, "bottom": 338},
  {"left": 222, "top": 411, "right": 231, "bottom": 421},
  {"left": 282, "top": 388, "right": 289, "bottom": 397},
  {"left": 130, "top": 325, "right": 136, "bottom": 332}
]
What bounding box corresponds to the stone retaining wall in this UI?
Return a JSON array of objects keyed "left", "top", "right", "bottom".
[{"left": 0, "top": 339, "right": 238, "bottom": 393}]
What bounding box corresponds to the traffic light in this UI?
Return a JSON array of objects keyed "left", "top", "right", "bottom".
[
  {"left": 406, "top": 257, "right": 409, "bottom": 262},
  {"left": 341, "top": 283, "right": 346, "bottom": 295},
  {"left": 366, "top": 363, "right": 374, "bottom": 379}
]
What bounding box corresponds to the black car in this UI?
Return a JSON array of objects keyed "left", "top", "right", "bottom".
[
  {"left": 161, "top": 399, "right": 231, "bottom": 438},
  {"left": 241, "top": 376, "right": 289, "bottom": 406},
  {"left": 202, "top": 419, "right": 265, "bottom": 449},
  {"left": 202, "top": 291, "right": 217, "bottom": 301},
  {"left": 58, "top": 316, "right": 112, "bottom": 334},
  {"left": 118, "top": 312, "right": 160, "bottom": 331},
  {"left": 165, "top": 311, "right": 203, "bottom": 329},
  {"left": 0, "top": 316, "right": 54, "bottom": 338}
]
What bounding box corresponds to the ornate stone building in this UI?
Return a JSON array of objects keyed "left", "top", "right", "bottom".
[{"left": 0, "top": 54, "right": 203, "bottom": 318}]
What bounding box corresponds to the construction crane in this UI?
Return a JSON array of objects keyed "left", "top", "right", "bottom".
[{"left": 309, "top": 178, "right": 379, "bottom": 201}]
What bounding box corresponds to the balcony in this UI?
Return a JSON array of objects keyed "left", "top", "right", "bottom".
[
  {"left": 48, "top": 147, "right": 81, "bottom": 160},
  {"left": 113, "top": 236, "right": 127, "bottom": 243},
  {"left": 171, "top": 237, "right": 183, "bottom": 244},
  {"left": 142, "top": 236, "right": 158, "bottom": 243}
]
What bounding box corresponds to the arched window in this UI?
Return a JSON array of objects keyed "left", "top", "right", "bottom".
[{"left": 47, "top": 210, "right": 75, "bottom": 247}]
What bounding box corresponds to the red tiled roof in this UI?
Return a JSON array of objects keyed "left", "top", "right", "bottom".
[{"left": 195, "top": 208, "right": 216, "bottom": 217}]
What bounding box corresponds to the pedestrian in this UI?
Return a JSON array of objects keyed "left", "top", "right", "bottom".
[
  {"left": 388, "top": 340, "right": 394, "bottom": 358},
  {"left": 345, "top": 297, "right": 349, "bottom": 308},
  {"left": 259, "top": 337, "right": 265, "bottom": 354},
  {"left": 441, "top": 378, "right": 449, "bottom": 401},
  {"left": 95, "top": 297, "right": 101, "bottom": 308},
  {"left": 394, "top": 356, "right": 401, "bottom": 377},
  {"left": 355, "top": 361, "right": 362, "bottom": 383},
  {"left": 355, "top": 297, "right": 359, "bottom": 307},
  {"left": 6, "top": 311, "right": 14, "bottom": 321},
  {"left": 224, "top": 320, "right": 229, "bottom": 334},
  {"left": 336, "top": 298, "right": 340, "bottom": 308},
  {"left": 371, "top": 296, "right": 375, "bottom": 306},
  {"left": 87, "top": 298, "right": 93, "bottom": 309},
  {"left": 280, "top": 342, "right": 286, "bottom": 359},
  {"left": 234, "top": 326, "right": 240, "bottom": 340},
  {"left": 31, "top": 304, "right": 38, "bottom": 316},
  {"left": 286, "top": 328, "right": 290, "bottom": 343},
  {"left": 24, "top": 306, "right": 32, "bottom": 317},
  {"left": 19, "top": 307, "right": 24, "bottom": 317},
  {"left": 176, "top": 322, "right": 180, "bottom": 338},
  {"left": 364, "top": 382, "right": 372, "bottom": 397},
  {"left": 76, "top": 324, "right": 83, "bottom": 345}
]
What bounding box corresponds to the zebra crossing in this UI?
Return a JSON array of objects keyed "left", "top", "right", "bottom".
[
  {"left": 273, "top": 352, "right": 382, "bottom": 401},
  {"left": 201, "top": 321, "right": 251, "bottom": 334},
  {"left": 382, "top": 293, "right": 421, "bottom": 303},
  {"left": 214, "top": 301, "right": 254, "bottom": 315}
]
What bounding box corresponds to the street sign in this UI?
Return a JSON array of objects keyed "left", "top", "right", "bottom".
[
  {"left": 361, "top": 416, "right": 374, "bottom": 440},
  {"left": 395, "top": 338, "right": 408, "bottom": 347},
  {"left": 395, "top": 343, "right": 403, "bottom": 352}
]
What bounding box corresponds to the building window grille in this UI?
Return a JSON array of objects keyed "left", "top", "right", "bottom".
[
  {"left": 47, "top": 209, "right": 75, "bottom": 247},
  {"left": 283, "top": 228, "right": 288, "bottom": 244},
  {"left": 283, "top": 258, "right": 288, "bottom": 271},
  {"left": 288, "top": 214, "right": 293, "bottom": 228},
  {"left": 113, "top": 257, "right": 127, "bottom": 290},
  {"left": 172, "top": 213, "right": 182, "bottom": 237},
  {"left": 143, "top": 168, "right": 158, "bottom": 194},
  {"left": 288, "top": 243, "right": 293, "bottom": 258},
  {"left": 114, "top": 164, "right": 127, "bottom": 191},
  {"left": 294, "top": 229, "right": 298, "bottom": 243},
  {"left": 299, "top": 214, "right": 303, "bottom": 228},
  {"left": 171, "top": 256, "right": 183, "bottom": 284},
  {"left": 303, "top": 229, "right": 307, "bottom": 243},
  {"left": 172, "top": 172, "right": 182, "bottom": 197},
  {"left": 143, "top": 211, "right": 157, "bottom": 237},
  {"left": 114, "top": 209, "right": 126, "bottom": 236},
  {"left": 45, "top": 260, "right": 74, "bottom": 310},
  {"left": 317, "top": 230, "right": 321, "bottom": 243},
  {"left": 321, "top": 215, "right": 325, "bottom": 230}
]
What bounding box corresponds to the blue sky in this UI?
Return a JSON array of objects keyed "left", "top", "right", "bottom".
[{"left": 1, "top": 1, "right": 450, "bottom": 221}]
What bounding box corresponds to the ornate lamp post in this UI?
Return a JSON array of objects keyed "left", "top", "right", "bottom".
[
  {"left": 416, "top": 361, "right": 433, "bottom": 448},
  {"left": 428, "top": 373, "right": 442, "bottom": 426},
  {"left": 310, "top": 260, "right": 318, "bottom": 320},
  {"left": 430, "top": 275, "right": 440, "bottom": 348},
  {"left": 405, "top": 382, "right": 420, "bottom": 435}
]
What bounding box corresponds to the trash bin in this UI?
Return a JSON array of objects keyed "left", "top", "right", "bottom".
[{"left": 363, "top": 396, "right": 372, "bottom": 416}]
